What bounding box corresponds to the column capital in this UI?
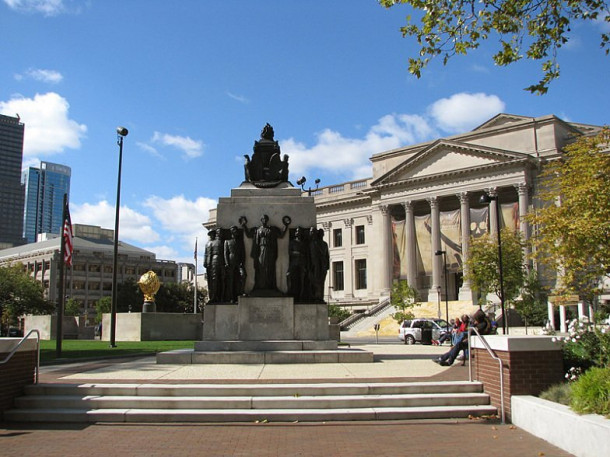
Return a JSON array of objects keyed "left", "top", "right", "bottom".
[
  {"left": 487, "top": 187, "right": 498, "bottom": 198},
  {"left": 402, "top": 200, "right": 414, "bottom": 212},
  {"left": 343, "top": 218, "right": 354, "bottom": 228},
  {"left": 366, "top": 215, "right": 373, "bottom": 225},
  {"left": 516, "top": 182, "right": 530, "bottom": 196},
  {"left": 458, "top": 192, "right": 470, "bottom": 205},
  {"left": 322, "top": 221, "right": 332, "bottom": 231},
  {"left": 427, "top": 196, "right": 439, "bottom": 209},
  {"left": 378, "top": 204, "right": 389, "bottom": 216}
]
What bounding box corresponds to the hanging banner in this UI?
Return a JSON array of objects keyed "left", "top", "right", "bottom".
[
  {"left": 501, "top": 202, "right": 520, "bottom": 231},
  {"left": 391, "top": 217, "right": 407, "bottom": 279},
  {"left": 470, "top": 207, "right": 488, "bottom": 239},
  {"left": 415, "top": 214, "right": 432, "bottom": 275},
  {"left": 440, "top": 209, "right": 462, "bottom": 272}
]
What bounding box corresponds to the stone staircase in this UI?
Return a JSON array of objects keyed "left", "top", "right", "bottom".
[{"left": 5, "top": 380, "right": 496, "bottom": 423}]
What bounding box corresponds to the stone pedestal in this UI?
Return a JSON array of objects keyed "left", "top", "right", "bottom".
[{"left": 201, "top": 296, "right": 331, "bottom": 343}]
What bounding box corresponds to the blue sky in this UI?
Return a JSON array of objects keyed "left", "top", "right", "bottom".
[{"left": 1, "top": 0, "right": 608, "bottom": 266}]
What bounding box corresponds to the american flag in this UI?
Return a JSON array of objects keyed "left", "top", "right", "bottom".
[{"left": 63, "top": 202, "right": 74, "bottom": 266}]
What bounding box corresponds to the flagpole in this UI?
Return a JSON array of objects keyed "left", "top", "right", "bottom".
[
  {"left": 56, "top": 193, "right": 68, "bottom": 358},
  {"left": 193, "top": 237, "right": 198, "bottom": 314}
]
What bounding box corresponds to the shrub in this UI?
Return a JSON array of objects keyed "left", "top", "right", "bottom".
[
  {"left": 328, "top": 304, "right": 350, "bottom": 321},
  {"left": 570, "top": 366, "right": 610, "bottom": 417},
  {"left": 539, "top": 383, "right": 572, "bottom": 406}
]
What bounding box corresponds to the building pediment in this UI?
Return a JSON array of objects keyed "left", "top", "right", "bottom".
[{"left": 371, "top": 140, "right": 531, "bottom": 187}]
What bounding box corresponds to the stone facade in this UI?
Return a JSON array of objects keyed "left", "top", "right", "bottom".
[
  {"left": 305, "top": 114, "right": 602, "bottom": 312},
  {"left": 0, "top": 224, "right": 179, "bottom": 318}
]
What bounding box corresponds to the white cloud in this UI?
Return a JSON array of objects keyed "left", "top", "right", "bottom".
[
  {"left": 136, "top": 141, "right": 164, "bottom": 159},
  {"left": 227, "top": 92, "right": 249, "bottom": 103},
  {"left": 144, "top": 194, "right": 216, "bottom": 255},
  {"left": 282, "top": 113, "right": 437, "bottom": 180},
  {"left": 71, "top": 200, "right": 160, "bottom": 244},
  {"left": 278, "top": 92, "right": 505, "bottom": 180},
  {"left": 147, "top": 245, "right": 180, "bottom": 261},
  {"left": 144, "top": 195, "right": 216, "bottom": 236},
  {"left": 151, "top": 131, "right": 204, "bottom": 159},
  {"left": 0, "top": 92, "right": 86, "bottom": 156},
  {"left": 15, "top": 68, "right": 63, "bottom": 84},
  {"left": 428, "top": 92, "right": 505, "bottom": 133},
  {"left": 3, "top": 0, "right": 65, "bottom": 15}
]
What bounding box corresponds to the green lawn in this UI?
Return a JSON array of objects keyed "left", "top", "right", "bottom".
[{"left": 39, "top": 340, "right": 195, "bottom": 363}]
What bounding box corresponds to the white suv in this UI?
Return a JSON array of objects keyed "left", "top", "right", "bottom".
[{"left": 398, "top": 318, "right": 449, "bottom": 345}]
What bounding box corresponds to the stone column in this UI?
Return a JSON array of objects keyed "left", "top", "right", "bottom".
[
  {"left": 343, "top": 218, "right": 354, "bottom": 299},
  {"left": 322, "top": 221, "right": 332, "bottom": 302},
  {"left": 488, "top": 187, "right": 499, "bottom": 235},
  {"left": 427, "top": 197, "right": 442, "bottom": 302},
  {"left": 517, "top": 183, "right": 530, "bottom": 270},
  {"left": 559, "top": 305, "right": 567, "bottom": 333},
  {"left": 548, "top": 302, "right": 556, "bottom": 330},
  {"left": 377, "top": 205, "right": 392, "bottom": 296},
  {"left": 403, "top": 201, "right": 418, "bottom": 290},
  {"left": 458, "top": 192, "right": 474, "bottom": 302}
]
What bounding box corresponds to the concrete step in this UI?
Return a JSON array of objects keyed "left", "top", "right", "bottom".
[
  {"left": 157, "top": 348, "right": 374, "bottom": 364},
  {"left": 15, "top": 392, "right": 490, "bottom": 410},
  {"left": 5, "top": 405, "right": 498, "bottom": 423},
  {"left": 24, "top": 381, "right": 485, "bottom": 397},
  {"left": 6, "top": 381, "right": 497, "bottom": 423}
]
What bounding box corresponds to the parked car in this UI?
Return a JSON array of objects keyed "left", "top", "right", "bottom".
[
  {"left": 398, "top": 318, "right": 449, "bottom": 345},
  {"left": 8, "top": 327, "right": 23, "bottom": 337}
]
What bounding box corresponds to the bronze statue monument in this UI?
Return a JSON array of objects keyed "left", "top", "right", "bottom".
[
  {"left": 240, "top": 214, "right": 291, "bottom": 294},
  {"left": 243, "top": 123, "right": 289, "bottom": 187}
]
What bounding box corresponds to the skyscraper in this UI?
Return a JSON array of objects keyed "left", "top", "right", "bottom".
[
  {"left": 0, "top": 114, "right": 25, "bottom": 248},
  {"left": 22, "top": 161, "right": 71, "bottom": 243}
]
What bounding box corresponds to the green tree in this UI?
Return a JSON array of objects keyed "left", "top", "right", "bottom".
[
  {"left": 527, "top": 129, "right": 610, "bottom": 305},
  {"left": 95, "top": 296, "right": 111, "bottom": 324},
  {"left": 390, "top": 280, "right": 418, "bottom": 323},
  {"left": 465, "top": 228, "right": 526, "bottom": 308},
  {"left": 0, "top": 264, "right": 54, "bottom": 332},
  {"left": 513, "top": 269, "right": 549, "bottom": 332},
  {"left": 64, "top": 298, "right": 81, "bottom": 316},
  {"left": 379, "top": 0, "right": 610, "bottom": 94}
]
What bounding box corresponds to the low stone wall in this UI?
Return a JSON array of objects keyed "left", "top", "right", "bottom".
[
  {"left": 512, "top": 395, "right": 610, "bottom": 457},
  {"left": 0, "top": 338, "right": 37, "bottom": 418},
  {"left": 470, "top": 335, "right": 564, "bottom": 422},
  {"left": 101, "top": 313, "right": 202, "bottom": 341}
]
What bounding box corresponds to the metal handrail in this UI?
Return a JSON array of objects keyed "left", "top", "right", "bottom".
[
  {"left": 0, "top": 329, "right": 41, "bottom": 384},
  {"left": 467, "top": 327, "right": 505, "bottom": 424}
]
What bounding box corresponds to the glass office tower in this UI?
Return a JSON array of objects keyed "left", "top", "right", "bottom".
[
  {"left": 22, "top": 161, "right": 71, "bottom": 243},
  {"left": 0, "top": 114, "right": 25, "bottom": 247}
]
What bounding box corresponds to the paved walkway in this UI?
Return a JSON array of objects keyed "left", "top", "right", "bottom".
[{"left": 0, "top": 340, "right": 573, "bottom": 457}]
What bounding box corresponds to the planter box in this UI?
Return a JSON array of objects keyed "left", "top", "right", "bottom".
[{"left": 512, "top": 395, "right": 610, "bottom": 457}]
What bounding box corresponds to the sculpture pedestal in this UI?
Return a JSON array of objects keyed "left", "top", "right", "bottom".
[
  {"left": 142, "top": 301, "right": 156, "bottom": 313},
  {"left": 202, "top": 296, "right": 330, "bottom": 342}
]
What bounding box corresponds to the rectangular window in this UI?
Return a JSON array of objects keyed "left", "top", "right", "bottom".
[
  {"left": 333, "top": 228, "right": 342, "bottom": 248},
  {"left": 355, "top": 225, "right": 365, "bottom": 244},
  {"left": 332, "top": 261, "right": 344, "bottom": 291},
  {"left": 355, "top": 259, "right": 367, "bottom": 290}
]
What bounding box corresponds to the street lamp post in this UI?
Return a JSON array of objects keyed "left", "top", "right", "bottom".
[
  {"left": 296, "top": 176, "right": 321, "bottom": 196},
  {"left": 434, "top": 250, "right": 450, "bottom": 332},
  {"left": 110, "top": 126, "right": 128, "bottom": 348},
  {"left": 479, "top": 192, "right": 507, "bottom": 335}
]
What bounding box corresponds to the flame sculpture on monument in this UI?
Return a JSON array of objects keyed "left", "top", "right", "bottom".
[{"left": 138, "top": 270, "right": 160, "bottom": 313}]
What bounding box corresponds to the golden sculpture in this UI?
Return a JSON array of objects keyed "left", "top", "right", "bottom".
[{"left": 138, "top": 270, "right": 161, "bottom": 302}]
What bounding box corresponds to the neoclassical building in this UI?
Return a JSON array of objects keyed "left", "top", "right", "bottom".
[{"left": 311, "top": 114, "right": 603, "bottom": 314}]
